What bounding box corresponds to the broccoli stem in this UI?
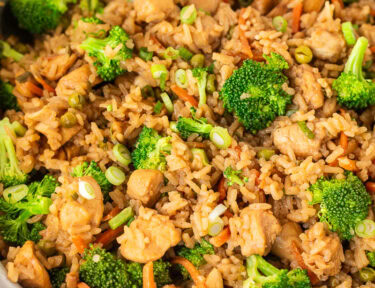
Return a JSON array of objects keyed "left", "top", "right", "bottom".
[
  {"left": 344, "top": 36, "right": 368, "bottom": 80},
  {"left": 3, "top": 136, "right": 23, "bottom": 176},
  {"left": 80, "top": 37, "right": 106, "bottom": 55},
  {"left": 0, "top": 41, "right": 23, "bottom": 62}
]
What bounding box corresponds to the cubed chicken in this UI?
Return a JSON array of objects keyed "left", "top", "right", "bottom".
[
  {"left": 251, "top": 0, "right": 278, "bottom": 15},
  {"left": 40, "top": 54, "right": 78, "bottom": 81},
  {"left": 119, "top": 207, "right": 181, "bottom": 263},
  {"left": 307, "top": 29, "right": 346, "bottom": 62},
  {"left": 188, "top": 0, "right": 220, "bottom": 14},
  {"left": 134, "top": 0, "right": 175, "bottom": 23},
  {"left": 127, "top": 169, "right": 164, "bottom": 207}
]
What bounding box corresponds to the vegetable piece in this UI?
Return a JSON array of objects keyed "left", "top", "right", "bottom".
[
  {"left": 358, "top": 267, "right": 375, "bottom": 282},
  {"left": 37, "top": 239, "right": 57, "bottom": 256},
  {"left": 163, "top": 47, "right": 179, "bottom": 60},
  {"left": 176, "top": 116, "right": 213, "bottom": 139},
  {"left": 78, "top": 180, "right": 96, "bottom": 200},
  {"left": 131, "top": 127, "right": 171, "bottom": 171},
  {"left": 206, "top": 74, "right": 216, "bottom": 93},
  {"left": 171, "top": 84, "right": 198, "bottom": 107},
  {"left": 113, "top": 144, "right": 131, "bottom": 166},
  {"left": 218, "top": 176, "right": 226, "bottom": 202},
  {"left": 81, "top": 16, "right": 103, "bottom": 24},
  {"left": 190, "top": 54, "right": 205, "bottom": 68},
  {"left": 72, "top": 236, "right": 87, "bottom": 254},
  {"left": 257, "top": 148, "right": 275, "bottom": 160},
  {"left": 367, "top": 251, "right": 375, "bottom": 267},
  {"left": 25, "top": 81, "right": 43, "bottom": 97},
  {"left": 80, "top": 26, "right": 133, "bottom": 81},
  {"left": 332, "top": 37, "right": 375, "bottom": 110},
  {"left": 223, "top": 167, "right": 247, "bottom": 186},
  {"left": 210, "top": 226, "right": 230, "bottom": 247},
  {"left": 68, "top": 93, "right": 86, "bottom": 110},
  {"left": 11, "top": 121, "right": 26, "bottom": 137},
  {"left": 105, "top": 166, "right": 125, "bottom": 186},
  {"left": 208, "top": 217, "right": 224, "bottom": 236},
  {"left": 108, "top": 206, "right": 133, "bottom": 230},
  {"left": 209, "top": 127, "right": 232, "bottom": 149},
  {"left": 175, "top": 69, "right": 188, "bottom": 88},
  {"left": 141, "top": 85, "right": 155, "bottom": 99},
  {"left": 309, "top": 171, "right": 371, "bottom": 240},
  {"left": 355, "top": 219, "right": 375, "bottom": 238},
  {"left": 297, "top": 121, "right": 315, "bottom": 139},
  {"left": 0, "top": 118, "right": 28, "bottom": 188},
  {"left": 292, "top": 2, "right": 303, "bottom": 33},
  {"left": 80, "top": 0, "right": 104, "bottom": 15},
  {"left": 2, "top": 184, "right": 28, "bottom": 203},
  {"left": 191, "top": 148, "right": 209, "bottom": 166},
  {"left": 221, "top": 53, "right": 291, "bottom": 134},
  {"left": 0, "top": 81, "right": 19, "bottom": 111},
  {"left": 60, "top": 112, "right": 77, "bottom": 128},
  {"left": 342, "top": 22, "right": 357, "bottom": 45},
  {"left": 143, "top": 262, "right": 157, "bottom": 288},
  {"left": 95, "top": 225, "right": 123, "bottom": 246},
  {"left": 170, "top": 121, "right": 178, "bottom": 133},
  {"left": 151, "top": 64, "right": 168, "bottom": 91},
  {"left": 49, "top": 267, "right": 70, "bottom": 288},
  {"left": 178, "top": 47, "right": 193, "bottom": 61},
  {"left": 154, "top": 101, "right": 163, "bottom": 114},
  {"left": 160, "top": 92, "right": 174, "bottom": 113},
  {"left": 180, "top": 4, "right": 197, "bottom": 25},
  {"left": 172, "top": 257, "right": 206, "bottom": 288},
  {"left": 139, "top": 47, "right": 153, "bottom": 61},
  {"left": 208, "top": 204, "right": 227, "bottom": 222},
  {"left": 0, "top": 41, "right": 23, "bottom": 61},
  {"left": 295, "top": 45, "right": 313, "bottom": 64},
  {"left": 10, "top": 0, "right": 77, "bottom": 34},
  {"left": 272, "top": 16, "right": 288, "bottom": 32}
]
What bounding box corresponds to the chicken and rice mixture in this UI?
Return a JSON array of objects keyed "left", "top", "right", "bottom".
[{"left": 1, "top": 0, "right": 375, "bottom": 287}]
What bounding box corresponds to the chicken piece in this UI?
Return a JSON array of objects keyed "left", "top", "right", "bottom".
[
  {"left": 127, "top": 169, "right": 164, "bottom": 207},
  {"left": 303, "top": 0, "right": 325, "bottom": 12},
  {"left": 271, "top": 222, "right": 303, "bottom": 264},
  {"left": 13, "top": 241, "right": 52, "bottom": 288},
  {"left": 300, "top": 223, "right": 344, "bottom": 281},
  {"left": 251, "top": 0, "right": 278, "bottom": 15},
  {"left": 205, "top": 268, "right": 223, "bottom": 288},
  {"left": 40, "top": 54, "right": 78, "bottom": 81},
  {"left": 188, "top": 0, "right": 220, "bottom": 14},
  {"left": 351, "top": 236, "right": 375, "bottom": 270},
  {"left": 134, "top": 0, "right": 175, "bottom": 23},
  {"left": 307, "top": 29, "right": 346, "bottom": 62},
  {"left": 272, "top": 123, "right": 323, "bottom": 160},
  {"left": 294, "top": 64, "right": 324, "bottom": 109},
  {"left": 119, "top": 207, "right": 181, "bottom": 263},
  {"left": 229, "top": 206, "right": 281, "bottom": 257},
  {"left": 191, "top": 14, "right": 221, "bottom": 53}
]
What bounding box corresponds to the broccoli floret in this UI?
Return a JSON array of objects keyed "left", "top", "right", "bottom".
[
  {"left": 0, "top": 118, "right": 28, "bottom": 188},
  {"left": 309, "top": 171, "right": 371, "bottom": 240},
  {"left": 367, "top": 251, "right": 375, "bottom": 267},
  {"left": 10, "top": 0, "right": 76, "bottom": 34},
  {"left": 0, "top": 41, "right": 23, "bottom": 61},
  {"left": 153, "top": 260, "right": 173, "bottom": 288},
  {"left": 220, "top": 53, "right": 292, "bottom": 134},
  {"left": 343, "top": 0, "right": 358, "bottom": 3},
  {"left": 0, "top": 174, "right": 58, "bottom": 245},
  {"left": 223, "top": 166, "right": 248, "bottom": 186},
  {"left": 192, "top": 67, "right": 208, "bottom": 107},
  {"left": 49, "top": 267, "right": 69, "bottom": 288},
  {"left": 71, "top": 161, "right": 112, "bottom": 202},
  {"left": 0, "top": 80, "right": 19, "bottom": 111},
  {"left": 81, "top": 17, "right": 104, "bottom": 24},
  {"left": 125, "top": 262, "right": 143, "bottom": 288},
  {"left": 332, "top": 37, "right": 375, "bottom": 110},
  {"left": 80, "top": 26, "right": 133, "bottom": 81},
  {"left": 175, "top": 116, "right": 213, "bottom": 139},
  {"left": 243, "top": 255, "right": 311, "bottom": 288},
  {"left": 80, "top": 0, "right": 103, "bottom": 15},
  {"left": 131, "top": 127, "right": 171, "bottom": 171}
]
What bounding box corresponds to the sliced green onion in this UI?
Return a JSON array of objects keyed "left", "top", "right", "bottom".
[
  {"left": 78, "top": 180, "right": 96, "bottom": 200},
  {"left": 342, "top": 22, "right": 356, "bottom": 46},
  {"left": 141, "top": 85, "right": 155, "bottom": 99},
  {"left": 208, "top": 217, "right": 224, "bottom": 236},
  {"left": 108, "top": 207, "right": 134, "bottom": 230},
  {"left": 359, "top": 267, "right": 375, "bottom": 282},
  {"left": 286, "top": 109, "right": 298, "bottom": 117},
  {"left": 163, "top": 47, "right": 179, "bottom": 60},
  {"left": 210, "top": 126, "right": 232, "bottom": 149},
  {"left": 139, "top": 47, "right": 153, "bottom": 61},
  {"left": 11, "top": 121, "right": 26, "bottom": 137},
  {"left": 191, "top": 148, "right": 209, "bottom": 166},
  {"left": 170, "top": 121, "right": 179, "bottom": 133},
  {"left": 178, "top": 47, "right": 193, "bottom": 61},
  {"left": 127, "top": 216, "right": 135, "bottom": 226},
  {"left": 272, "top": 16, "right": 287, "bottom": 33},
  {"left": 257, "top": 149, "right": 275, "bottom": 161},
  {"left": 113, "top": 143, "right": 131, "bottom": 166},
  {"left": 208, "top": 204, "right": 227, "bottom": 222},
  {"left": 180, "top": 4, "right": 197, "bottom": 25},
  {"left": 160, "top": 92, "right": 174, "bottom": 114},
  {"left": 151, "top": 64, "right": 168, "bottom": 91},
  {"left": 154, "top": 101, "right": 163, "bottom": 114},
  {"left": 106, "top": 104, "right": 113, "bottom": 112},
  {"left": 355, "top": 219, "right": 375, "bottom": 238},
  {"left": 175, "top": 69, "right": 187, "bottom": 88},
  {"left": 3, "top": 184, "right": 28, "bottom": 204},
  {"left": 105, "top": 166, "right": 126, "bottom": 186},
  {"left": 297, "top": 121, "right": 315, "bottom": 139}
]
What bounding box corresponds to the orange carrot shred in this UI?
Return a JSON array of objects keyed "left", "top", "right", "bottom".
[
  {"left": 210, "top": 227, "right": 231, "bottom": 248},
  {"left": 291, "top": 241, "right": 319, "bottom": 285},
  {"left": 370, "top": 46, "right": 375, "bottom": 54},
  {"left": 371, "top": 9, "right": 375, "bottom": 17},
  {"left": 339, "top": 132, "right": 348, "bottom": 154},
  {"left": 94, "top": 225, "right": 124, "bottom": 246},
  {"left": 172, "top": 257, "right": 206, "bottom": 288},
  {"left": 171, "top": 85, "right": 198, "bottom": 107},
  {"left": 365, "top": 182, "right": 375, "bottom": 194},
  {"left": 218, "top": 176, "right": 226, "bottom": 202},
  {"left": 34, "top": 75, "right": 55, "bottom": 94},
  {"left": 26, "top": 81, "right": 43, "bottom": 97},
  {"left": 338, "top": 157, "right": 358, "bottom": 171},
  {"left": 331, "top": 0, "right": 344, "bottom": 8},
  {"left": 102, "top": 206, "right": 121, "bottom": 221},
  {"left": 292, "top": 2, "right": 303, "bottom": 33},
  {"left": 72, "top": 236, "right": 87, "bottom": 254},
  {"left": 77, "top": 283, "right": 91, "bottom": 288},
  {"left": 143, "top": 262, "right": 157, "bottom": 288},
  {"left": 223, "top": 210, "right": 234, "bottom": 219}
]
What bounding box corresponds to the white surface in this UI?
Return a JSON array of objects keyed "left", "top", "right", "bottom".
[{"left": 0, "top": 263, "right": 21, "bottom": 288}]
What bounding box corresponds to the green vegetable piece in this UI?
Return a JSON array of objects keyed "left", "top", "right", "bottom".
[
  {"left": 342, "top": 22, "right": 357, "bottom": 46},
  {"left": 257, "top": 148, "right": 275, "bottom": 160},
  {"left": 209, "top": 126, "right": 232, "bottom": 149},
  {"left": 68, "top": 93, "right": 86, "bottom": 110},
  {"left": 160, "top": 92, "right": 174, "bottom": 114},
  {"left": 105, "top": 166, "right": 126, "bottom": 186},
  {"left": 139, "top": 47, "right": 153, "bottom": 61},
  {"left": 163, "top": 47, "right": 179, "bottom": 60},
  {"left": 176, "top": 116, "right": 213, "bottom": 139},
  {"left": 49, "top": 267, "right": 69, "bottom": 288},
  {"left": 359, "top": 267, "right": 375, "bottom": 282},
  {"left": 180, "top": 4, "right": 197, "bottom": 25},
  {"left": 154, "top": 101, "right": 163, "bottom": 114},
  {"left": 223, "top": 167, "right": 247, "bottom": 186},
  {"left": 0, "top": 81, "right": 19, "bottom": 112},
  {"left": 295, "top": 45, "right": 313, "bottom": 64},
  {"left": 272, "top": 16, "right": 288, "bottom": 32},
  {"left": 297, "top": 121, "right": 315, "bottom": 139},
  {"left": 0, "top": 41, "right": 23, "bottom": 61},
  {"left": 113, "top": 143, "right": 131, "bottom": 166},
  {"left": 355, "top": 219, "right": 375, "bottom": 238},
  {"left": 190, "top": 54, "right": 205, "bottom": 68},
  {"left": 108, "top": 207, "right": 133, "bottom": 230},
  {"left": 178, "top": 47, "right": 193, "bottom": 61},
  {"left": 60, "top": 112, "right": 77, "bottom": 128}
]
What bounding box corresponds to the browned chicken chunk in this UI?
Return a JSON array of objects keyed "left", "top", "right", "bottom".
[
  {"left": 188, "top": 0, "right": 220, "bottom": 14},
  {"left": 119, "top": 207, "right": 181, "bottom": 263},
  {"left": 40, "top": 54, "right": 78, "bottom": 81},
  {"left": 251, "top": 0, "right": 278, "bottom": 15},
  {"left": 127, "top": 169, "right": 164, "bottom": 207},
  {"left": 307, "top": 29, "right": 346, "bottom": 62},
  {"left": 134, "top": 0, "right": 175, "bottom": 23}
]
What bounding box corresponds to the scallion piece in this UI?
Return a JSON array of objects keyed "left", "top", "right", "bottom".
[
  {"left": 160, "top": 92, "right": 174, "bottom": 114},
  {"left": 154, "top": 101, "right": 163, "bottom": 114},
  {"left": 210, "top": 126, "right": 232, "bottom": 149},
  {"left": 170, "top": 121, "right": 178, "bottom": 132},
  {"left": 163, "top": 47, "right": 179, "bottom": 60},
  {"left": 105, "top": 166, "right": 126, "bottom": 186},
  {"left": 178, "top": 47, "right": 193, "bottom": 61},
  {"left": 208, "top": 204, "right": 227, "bottom": 222},
  {"left": 208, "top": 217, "right": 224, "bottom": 236},
  {"left": 78, "top": 180, "right": 96, "bottom": 200},
  {"left": 11, "top": 121, "right": 26, "bottom": 137},
  {"left": 272, "top": 16, "right": 287, "bottom": 33},
  {"left": 297, "top": 121, "right": 315, "bottom": 139},
  {"left": 139, "top": 47, "right": 153, "bottom": 61},
  {"left": 175, "top": 69, "right": 187, "bottom": 88},
  {"left": 191, "top": 148, "right": 209, "bottom": 166},
  {"left": 355, "top": 219, "right": 375, "bottom": 238},
  {"left": 3, "top": 184, "right": 28, "bottom": 204},
  {"left": 113, "top": 144, "right": 131, "bottom": 166},
  {"left": 342, "top": 22, "right": 356, "bottom": 46},
  {"left": 180, "top": 4, "right": 197, "bottom": 25},
  {"left": 151, "top": 64, "right": 168, "bottom": 91},
  {"left": 108, "top": 207, "right": 134, "bottom": 230},
  {"left": 257, "top": 149, "right": 275, "bottom": 161}
]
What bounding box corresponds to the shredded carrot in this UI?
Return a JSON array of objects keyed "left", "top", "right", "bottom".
[
  {"left": 252, "top": 169, "right": 261, "bottom": 186},
  {"left": 370, "top": 46, "right": 375, "bottom": 54},
  {"left": 291, "top": 241, "right": 319, "bottom": 285},
  {"left": 34, "top": 75, "right": 55, "bottom": 94},
  {"left": 338, "top": 157, "right": 358, "bottom": 171},
  {"left": 102, "top": 206, "right": 121, "bottom": 221},
  {"left": 77, "top": 283, "right": 91, "bottom": 288},
  {"left": 292, "top": 2, "right": 303, "bottom": 33},
  {"left": 218, "top": 176, "right": 226, "bottom": 202},
  {"left": 365, "top": 182, "right": 375, "bottom": 194},
  {"left": 331, "top": 0, "right": 344, "bottom": 8},
  {"left": 328, "top": 159, "right": 338, "bottom": 167},
  {"left": 371, "top": 9, "right": 375, "bottom": 17},
  {"left": 143, "top": 261, "right": 157, "bottom": 288},
  {"left": 210, "top": 227, "right": 231, "bottom": 248},
  {"left": 235, "top": 146, "right": 242, "bottom": 158},
  {"left": 339, "top": 132, "right": 348, "bottom": 154},
  {"left": 172, "top": 257, "right": 206, "bottom": 288},
  {"left": 25, "top": 81, "right": 43, "bottom": 97},
  {"left": 94, "top": 225, "right": 124, "bottom": 246},
  {"left": 171, "top": 85, "right": 198, "bottom": 107},
  {"left": 223, "top": 210, "right": 234, "bottom": 218},
  {"left": 238, "top": 9, "right": 253, "bottom": 59},
  {"left": 72, "top": 236, "right": 87, "bottom": 254}
]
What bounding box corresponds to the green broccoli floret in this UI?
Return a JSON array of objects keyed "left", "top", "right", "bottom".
[
  {"left": 49, "top": 267, "right": 69, "bottom": 288},
  {"left": 176, "top": 240, "right": 214, "bottom": 279},
  {"left": 131, "top": 127, "right": 171, "bottom": 171},
  {"left": 80, "top": 26, "right": 133, "bottom": 81},
  {"left": 220, "top": 53, "right": 292, "bottom": 134},
  {"left": 192, "top": 67, "right": 208, "bottom": 107},
  {"left": 80, "top": 0, "right": 103, "bottom": 15},
  {"left": 71, "top": 161, "right": 112, "bottom": 202},
  {"left": 0, "top": 174, "right": 58, "bottom": 245},
  {"left": 223, "top": 166, "right": 248, "bottom": 186},
  {"left": 309, "top": 171, "right": 371, "bottom": 240},
  {"left": 367, "top": 251, "right": 375, "bottom": 267},
  {"left": 153, "top": 260, "right": 173, "bottom": 288},
  {"left": 343, "top": 0, "right": 358, "bottom": 3},
  {"left": 176, "top": 116, "right": 213, "bottom": 139},
  {"left": 0, "top": 80, "right": 19, "bottom": 111},
  {"left": 10, "top": 0, "right": 77, "bottom": 34},
  {"left": 0, "top": 40, "right": 23, "bottom": 61},
  {"left": 81, "top": 17, "right": 104, "bottom": 24},
  {"left": 243, "top": 255, "right": 311, "bottom": 288},
  {"left": 125, "top": 262, "right": 143, "bottom": 288},
  {"left": 332, "top": 37, "right": 375, "bottom": 110},
  {"left": 0, "top": 118, "right": 28, "bottom": 188}
]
